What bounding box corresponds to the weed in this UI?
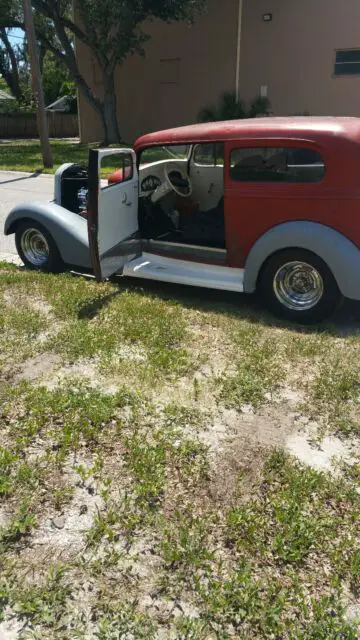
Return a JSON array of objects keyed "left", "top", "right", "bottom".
[
  {"left": 9, "top": 564, "right": 71, "bottom": 629},
  {"left": 219, "top": 339, "right": 283, "bottom": 410},
  {"left": 0, "top": 499, "right": 36, "bottom": 551},
  {"left": 0, "top": 447, "right": 43, "bottom": 499},
  {"left": 53, "top": 485, "right": 75, "bottom": 511},
  {"left": 0, "top": 304, "right": 48, "bottom": 364},
  {"left": 226, "top": 450, "right": 359, "bottom": 572},
  {"left": 160, "top": 513, "right": 215, "bottom": 582},
  {"left": 4, "top": 382, "right": 129, "bottom": 453},
  {"left": 307, "top": 357, "right": 360, "bottom": 436},
  {"left": 175, "top": 617, "right": 210, "bottom": 640},
  {"left": 94, "top": 602, "right": 157, "bottom": 639}
]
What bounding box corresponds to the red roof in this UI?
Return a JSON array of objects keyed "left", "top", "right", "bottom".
[{"left": 134, "top": 116, "right": 360, "bottom": 149}]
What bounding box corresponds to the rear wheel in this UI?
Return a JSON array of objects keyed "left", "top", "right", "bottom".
[
  {"left": 258, "top": 249, "right": 343, "bottom": 324},
  {"left": 15, "top": 222, "right": 64, "bottom": 273}
]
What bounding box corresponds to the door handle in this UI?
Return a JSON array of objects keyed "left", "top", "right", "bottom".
[{"left": 125, "top": 202, "right": 132, "bottom": 206}]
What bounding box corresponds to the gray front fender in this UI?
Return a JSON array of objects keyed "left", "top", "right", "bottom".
[
  {"left": 4, "top": 201, "right": 91, "bottom": 269},
  {"left": 244, "top": 221, "right": 360, "bottom": 301}
]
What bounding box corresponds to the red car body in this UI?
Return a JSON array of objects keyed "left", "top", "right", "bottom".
[{"left": 134, "top": 117, "right": 360, "bottom": 269}]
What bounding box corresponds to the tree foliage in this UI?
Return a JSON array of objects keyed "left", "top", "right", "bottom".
[
  {"left": 31, "top": 0, "right": 206, "bottom": 143},
  {"left": 42, "top": 51, "right": 71, "bottom": 105},
  {"left": 0, "top": 0, "right": 25, "bottom": 101}
]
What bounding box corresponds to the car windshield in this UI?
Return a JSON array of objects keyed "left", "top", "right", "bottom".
[{"left": 140, "top": 145, "right": 191, "bottom": 165}]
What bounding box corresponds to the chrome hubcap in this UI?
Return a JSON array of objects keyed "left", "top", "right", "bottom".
[
  {"left": 21, "top": 228, "right": 49, "bottom": 266},
  {"left": 273, "top": 261, "right": 324, "bottom": 311}
]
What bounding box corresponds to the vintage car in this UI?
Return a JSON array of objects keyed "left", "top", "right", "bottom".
[{"left": 5, "top": 116, "right": 360, "bottom": 323}]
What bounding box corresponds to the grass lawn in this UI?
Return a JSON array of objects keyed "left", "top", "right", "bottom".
[
  {"left": 0, "top": 139, "right": 185, "bottom": 175},
  {"left": 0, "top": 139, "right": 96, "bottom": 175},
  {"left": 0, "top": 263, "right": 359, "bottom": 638}
]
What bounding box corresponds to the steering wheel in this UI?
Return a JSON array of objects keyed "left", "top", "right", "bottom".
[{"left": 164, "top": 162, "right": 193, "bottom": 198}]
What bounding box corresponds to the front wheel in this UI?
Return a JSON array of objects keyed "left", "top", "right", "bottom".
[
  {"left": 15, "top": 222, "right": 64, "bottom": 273},
  {"left": 258, "top": 249, "right": 343, "bottom": 324}
]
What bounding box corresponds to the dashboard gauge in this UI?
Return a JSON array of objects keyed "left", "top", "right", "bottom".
[{"left": 141, "top": 175, "right": 161, "bottom": 192}]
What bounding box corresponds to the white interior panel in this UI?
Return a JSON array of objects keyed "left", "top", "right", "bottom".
[{"left": 98, "top": 180, "right": 138, "bottom": 256}]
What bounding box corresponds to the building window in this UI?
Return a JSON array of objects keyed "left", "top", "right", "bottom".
[
  {"left": 334, "top": 49, "right": 360, "bottom": 76},
  {"left": 230, "top": 147, "right": 325, "bottom": 183}
]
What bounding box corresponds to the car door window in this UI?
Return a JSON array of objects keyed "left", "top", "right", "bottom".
[
  {"left": 230, "top": 147, "right": 325, "bottom": 183},
  {"left": 194, "top": 144, "right": 216, "bottom": 166},
  {"left": 101, "top": 152, "right": 134, "bottom": 189}
]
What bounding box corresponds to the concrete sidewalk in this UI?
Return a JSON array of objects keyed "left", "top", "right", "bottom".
[{"left": 0, "top": 171, "right": 54, "bottom": 258}]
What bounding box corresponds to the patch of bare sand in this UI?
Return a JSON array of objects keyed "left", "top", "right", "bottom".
[
  {"left": 42, "top": 346, "right": 147, "bottom": 392},
  {"left": 44, "top": 357, "right": 103, "bottom": 391},
  {"left": 207, "top": 405, "right": 297, "bottom": 504},
  {"left": 3, "top": 290, "right": 53, "bottom": 318},
  {"left": 0, "top": 617, "right": 23, "bottom": 640},
  {"left": 13, "top": 353, "right": 62, "bottom": 383},
  {"left": 32, "top": 483, "right": 103, "bottom": 554},
  {"left": 286, "top": 430, "right": 359, "bottom": 473},
  {"left": 30, "top": 454, "right": 103, "bottom": 556}
]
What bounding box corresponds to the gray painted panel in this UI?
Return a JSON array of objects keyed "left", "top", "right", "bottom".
[
  {"left": 99, "top": 233, "right": 141, "bottom": 279},
  {"left": 244, "top": 221, "right": 360, "bottom": 300},
  {"left": 4, "top": 201, "right": 91, "bottom": 268}
]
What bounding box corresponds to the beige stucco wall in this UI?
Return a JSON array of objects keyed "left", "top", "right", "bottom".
[
  {"left": 239, "top": 0, "right": 360, "bottom": 117},
  {"left": 77, "top": 0, "right": 239, "bottom": 143},
  {"left": 77, "top": 0, "right": 360, "bottom": 143}
]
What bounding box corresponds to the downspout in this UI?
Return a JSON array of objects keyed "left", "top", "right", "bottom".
[{"left": 235, "top": 0, "right": 243, "bottom": 102}]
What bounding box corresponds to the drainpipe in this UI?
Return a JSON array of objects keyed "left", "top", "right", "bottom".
[{"left": 235, "top": 0, "right": 243, "bottom": 102}]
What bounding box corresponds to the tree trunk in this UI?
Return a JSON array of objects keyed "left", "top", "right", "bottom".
[{"left": 101, "top": 70, "right": 121, "bottom": 145}]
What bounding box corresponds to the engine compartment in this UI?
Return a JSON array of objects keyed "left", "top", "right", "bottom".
[{"left": 55, "top": 163, "right": 89, "bottom": 216}]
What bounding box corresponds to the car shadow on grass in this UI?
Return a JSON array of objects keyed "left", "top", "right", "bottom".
[
  {"left": 77, "top": 291, "right": 120, "bottom": 320},
  {"left": 109, "top": 275, "right": 360, "bottom": 338}
]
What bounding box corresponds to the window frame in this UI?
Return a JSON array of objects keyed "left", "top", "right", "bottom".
[
  {"left": 139, "top": 144, "right": 191, "bottom": 167},
  {"left": 228, "top": 143, "right": 326, "bottom": 185}
]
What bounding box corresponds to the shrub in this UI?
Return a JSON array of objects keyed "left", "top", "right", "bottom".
[{"left": 197, "top": 91, "right": 271, "bottom": 123}]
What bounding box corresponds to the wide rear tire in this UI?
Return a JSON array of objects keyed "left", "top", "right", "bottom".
[
  {"left": 258, "top": 249, "right": 343, "bottom": 324},
  {"left": 15, "top": 221, "right": 64, "bottom": 273}
]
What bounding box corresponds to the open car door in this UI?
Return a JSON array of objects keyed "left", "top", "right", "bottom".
[{"left": 87, "top": 148, "right": 140, "bottom": 280}]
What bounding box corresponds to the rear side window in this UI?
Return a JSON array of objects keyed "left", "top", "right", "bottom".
[{"left": 230, "top": 147, "right": 325, "bottom": 183}]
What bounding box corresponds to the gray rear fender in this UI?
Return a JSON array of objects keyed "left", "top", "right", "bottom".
[
  {"left": 4, "top": 201, "right": 91, "bottom": 269},
  {"left": 244, "top": 220, "right": 360, "bottom": 301}
]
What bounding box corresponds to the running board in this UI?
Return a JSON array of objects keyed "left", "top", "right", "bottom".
[{"left": 123, "top": 253, "right": 244, "bottom": 292}]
